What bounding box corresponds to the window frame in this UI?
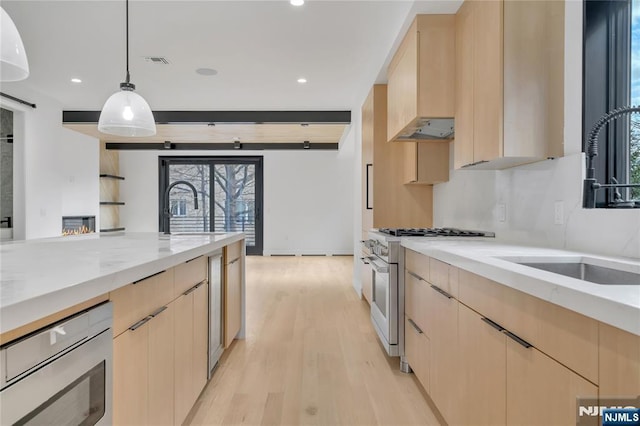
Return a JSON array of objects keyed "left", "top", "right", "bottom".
[{"left": 583, "top": 0, "right": 633, "bottom": 206}]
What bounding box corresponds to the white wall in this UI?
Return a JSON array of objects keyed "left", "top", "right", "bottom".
[
  {"left": 0, "top": 86, "right": 99, "bottom": 240},
  {"left": 119, "top": 136, "right": 355, "bottom": 256},
  {"left": 433, "top": 0, "right": 640, "bottom": 259}
]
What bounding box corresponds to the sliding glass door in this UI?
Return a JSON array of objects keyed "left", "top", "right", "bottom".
[{"left": 159, "top": 156, "right": 263, "bottom": 255}]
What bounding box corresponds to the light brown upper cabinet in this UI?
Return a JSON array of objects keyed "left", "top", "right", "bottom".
[
  {"left": 362, "top": 85, "right": 435, "bottom": 229},
  {"left": 387, "top": 15, "right": 456, "bottom": 143},
  {"left": 454, "top": 0, "right": 565, "bottom": 170}
]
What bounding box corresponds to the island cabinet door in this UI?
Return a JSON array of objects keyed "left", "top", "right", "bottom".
[
  {"left": 113, "top": 320, "right": 149, "bottom": 426},
  {"left": 174, "top": 291, "right": 195, "bottom": 425},
  {"left": 148, "top": 303, "right": 175, "bottom": 426},
  {"left": 458, "top": 303, "right": 506, "bottom": 426},
  {"left": 193, "top": 282, "right": 209, "bottom": 397},
  {"left": 506, "top": 337, "right": 598, "bottom": 426},
  {"left": 224, "top": 257, "right": 242, "bottom": 348}
]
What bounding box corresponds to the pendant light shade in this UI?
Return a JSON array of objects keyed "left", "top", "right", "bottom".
[
  {"left": 1, "top": 7, "right": 29, "bottom": 82},
  {"left": 98, "top": 0, "right": 156, "bottom": 137},
  {"left": 98, "top": 83, "right": 156, "bottom": 137}
]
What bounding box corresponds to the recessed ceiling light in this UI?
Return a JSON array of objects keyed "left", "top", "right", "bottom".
[
  {"left": 71, "top": 78, "right": 82, "bottom": 83},
  {"left": 196, "top": 68, "right": 218, "bottom": 76},
  {"left": 297, "top": 78, "right": 307, "bottom": 84},
  {"left": 290, "top": 0, "right": 304, "bottom": 6}
]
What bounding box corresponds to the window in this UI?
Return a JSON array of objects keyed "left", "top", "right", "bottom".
[
  {"left": 170, "top": 199, "right": 187, "bottom": 217},
  {"left": 584, "top": 0, "right": 640, "bottom": 205},
  {"left": 632, "top": 0, "right": 640, "bottom": 198}
]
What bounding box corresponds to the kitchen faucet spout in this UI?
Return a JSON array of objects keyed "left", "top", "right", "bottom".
[{"left": 164, "top": 180, "right": 199, "bottom": 234}]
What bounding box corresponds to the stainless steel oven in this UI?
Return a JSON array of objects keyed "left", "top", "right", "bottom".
[
  {"left": 370, "top": 255, "right": 399, "bottom": 356},
  {"left": 0, "top": 302, "right": 113, "bottom": 425},
  {"left": 363, "top": 235, "right": 400, "bottom": 357}
]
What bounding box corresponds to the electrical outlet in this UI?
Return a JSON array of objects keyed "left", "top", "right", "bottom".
[
  {"left": 497, "top": 203, "right": 506, "bottom": 222},
  {"left": 554, "top": 201, "right": 564, "bottom": 225}
]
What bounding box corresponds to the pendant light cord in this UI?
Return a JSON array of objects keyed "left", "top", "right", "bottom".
[{"left": 125, "top": 0, "right": 130, "bottom": 84}]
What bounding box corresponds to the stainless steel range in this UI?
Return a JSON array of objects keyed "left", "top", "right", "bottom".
[{"left": 361, "top": 228, "right": 494, "bottom": 370}]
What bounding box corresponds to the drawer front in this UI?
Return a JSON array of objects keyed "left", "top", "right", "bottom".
[
  {"left": 405, "top": 315, "right": 430, "bottom": 393},
  {"left": 111, "top": 269, "right": 174, "bottom": 337},
  {"left": 225, "top": 241, "right": 243, "bottom": 264},
  {"left": 174, "top": 256, "right": 207, "bottom": 297},
  {"left": 429, "top": 258, "right": 457, "bottom": 298},
  {"left": 404, "top": 270, "right": 429, "bottom": 335},
  {"left": 405, "top": 249, "right": 429, "bottom": 282},
  {"left": 458, "top": 269, "right": 598, "bottom": 383}
]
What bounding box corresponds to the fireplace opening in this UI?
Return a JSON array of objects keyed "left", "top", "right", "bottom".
[{"left": 62, "top": 216, "right": 96, "bottom": 236}]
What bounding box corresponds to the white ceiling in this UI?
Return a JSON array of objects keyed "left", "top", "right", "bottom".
[{"left": 2, "top": 0, "right": 462, "bottom": 112}]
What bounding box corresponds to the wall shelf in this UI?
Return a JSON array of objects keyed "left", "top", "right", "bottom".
[
  {"left": 100, "top": 201, "right": 125, "bottom": 206},
  {"left": 99, "top": 174, "right": 125, "bottom": 180}
]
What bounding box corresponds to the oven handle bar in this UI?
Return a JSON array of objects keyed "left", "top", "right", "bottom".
[{"left": 369, "top": 257, "right": 389, "bottom": 274}]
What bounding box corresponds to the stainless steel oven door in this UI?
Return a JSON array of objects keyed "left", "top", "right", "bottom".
[
  {"left": 370, "top": 256, "right": 399, "bottom": 356},
  {"left": 0, "top": 330, "right": 112, "bottom": 425}
]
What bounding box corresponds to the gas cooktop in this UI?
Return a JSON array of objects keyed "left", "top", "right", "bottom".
[{"left": 377, "top": 227, "right": 495, "bottom": 237}]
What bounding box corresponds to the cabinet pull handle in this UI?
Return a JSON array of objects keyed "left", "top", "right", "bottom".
[
  {"left": 406, "top": 270, "right": 424, "bottom": 281},
  {"left": 132, "top": 270, "right": 166, "bottom": 284},
  {"left": 430, "top": 284, "right": 453, "bottom": 299},
  {"left": 407, "top": 318, "right": 423, "bottom": 334},
  {"left": 183, "top": 285, "right": 198, "bottom": 296},
  {"left": 366, "top": 163, "right": 373, "bottom": 210},
  {"left": 149, "top": 306, "right": 168, "bottom": 317},
  {"left": 481, "top": 317, "right": 505, "bottom": 333},
  {"left": 229, "top": 258, "right": 239, "bottom": 265},
  {"left": 186, "top": 256, "right": 202, "bottom": 263},
  {"left": 360, "top": 257, "right": 370, "bottom": 265},
  {"left": 504, "top": 330, "right": 533, "bottom": 349},
  {"left": 129, "top": 316, "right": 152, "bottom": 331},
  {"left": 461, "top": 160, "right": 489, "bottom": 168}
]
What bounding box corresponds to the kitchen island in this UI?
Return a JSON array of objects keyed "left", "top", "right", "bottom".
[
  {"left": 0, "top": 231, "right": 246, "bottom": 425},
  {"left": 0, "top": 232, "right": 244, "bottom": 336}
]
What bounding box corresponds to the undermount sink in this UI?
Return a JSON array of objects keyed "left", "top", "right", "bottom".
[{"left": 498, "top": 256, "right": 640, "bottom": 285}]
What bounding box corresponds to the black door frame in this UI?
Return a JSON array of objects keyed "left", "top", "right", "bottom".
[{"left": 159, "top": 156, "right": 264, "bottom": 255}]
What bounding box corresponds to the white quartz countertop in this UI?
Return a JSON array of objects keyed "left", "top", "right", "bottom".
[
  {"left": 0, "top": 232, "right": 245, "bottom": 334},
  {"left": 401, "top": 239, "right": 640, "bottom": 336}
]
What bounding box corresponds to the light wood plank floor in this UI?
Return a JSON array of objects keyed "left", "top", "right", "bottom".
[{"left": 186, "top": 256, "right": 441, "bottom": 426}]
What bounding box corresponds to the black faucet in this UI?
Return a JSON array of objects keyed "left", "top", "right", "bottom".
[
  {"left": 0, "top": 216, "right": 11, "bottom": 228},
  {"left": 583, "top": 105, "right": 640, "bottom": 208},
  {"left": 163, "top": 181, "right": 199, "bottom": 234}
]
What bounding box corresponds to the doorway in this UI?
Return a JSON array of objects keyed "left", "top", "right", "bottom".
[{"left": 159, "top": 156, "right": 263, "bottom": 255}]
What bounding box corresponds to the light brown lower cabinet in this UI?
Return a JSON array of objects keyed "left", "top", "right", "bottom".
[
  {"left": 113, "top": 321, "right": 149, "bottom": 426},
  {"left": 506, "top": 337, "right": 598, "bottom": 426},
  {"left": 174, "top": 291, "right": 194, "bottom": 425},
  {"left": 424, "top": 273, "right": 458, "bottom": 425},
  {"left": 174, "top": 282, "right": 209, "bottom": 425},
  {"left": 113, "top": 303, "right": 175, "bottom": 426},
  {"left": 193, "top": 282, "right": 209, "bottom": 395},
  {"left": 404, "top": 315, "right": 430, "bottom": 392},
  {"left": 225, "top": 257, "right": 242, "bottom": 348},
  {"left": 148, "top": 304, "right": 175, "bottom": 426},
  {"left": 458, "top": 303, "right": 506, "bottom": 426}
]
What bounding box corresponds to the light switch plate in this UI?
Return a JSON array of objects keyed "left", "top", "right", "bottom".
[
  {"left": 554, "top": 201, "right": 564, "bottom": 225},
  {"left": 497, "top": 203, "right": 506, "bottom": 222}
]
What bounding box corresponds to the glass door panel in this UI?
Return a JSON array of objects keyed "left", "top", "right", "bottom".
[
  {"left": 167, "top": 163, "right": 211, "bottom": 233},
  {"left": 213, "top": 164, "right": 256, "bottom": 248}
]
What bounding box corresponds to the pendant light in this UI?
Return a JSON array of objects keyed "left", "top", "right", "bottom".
[
  {"left": 98, "top": 0, "right": 156, "bottom": 137},
  {"left": 0, "top": 7, "right": 29, "bottom": 82}
]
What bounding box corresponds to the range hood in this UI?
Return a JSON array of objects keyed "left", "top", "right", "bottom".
[{"left": 396, "top": 118, "right": 455, "bottom": 141}]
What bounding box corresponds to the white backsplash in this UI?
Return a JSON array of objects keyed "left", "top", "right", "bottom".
[{"left": 433, "top": 153, "right": 640, "bottom": 259}]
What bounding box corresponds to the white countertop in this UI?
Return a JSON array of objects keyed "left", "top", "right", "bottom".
[
  {"left": 0, "top": 232, "right": 245, "bottom": 334},
  {"left": 401, "top": 239, "right": 640, "bottom": 336}
]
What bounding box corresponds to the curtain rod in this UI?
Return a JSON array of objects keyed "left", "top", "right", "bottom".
[{"left": 0, "top": 92, "right": 36, "bottom": 109}]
